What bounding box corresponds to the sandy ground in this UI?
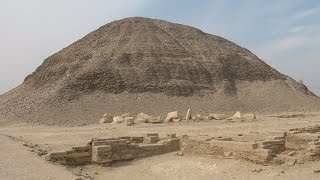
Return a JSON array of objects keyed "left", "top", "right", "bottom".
[{"left": 1, "top": 112, "right": 320, "bottom": 180}]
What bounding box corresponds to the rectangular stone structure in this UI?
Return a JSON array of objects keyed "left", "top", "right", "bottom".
[
  {"left": 92, "top": 145, "right": 112, "bottom": 163},
  {"left": 209, "top": 140, "right": 258, "bottom": 151}
]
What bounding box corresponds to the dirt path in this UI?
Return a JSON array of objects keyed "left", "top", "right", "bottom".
[{"left": 0, "top": 133, "right": 75, "bottom": 180}]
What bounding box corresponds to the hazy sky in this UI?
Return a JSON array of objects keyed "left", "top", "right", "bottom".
[{"left": 1, "top": 0, "right": 319, "bottom": 95}]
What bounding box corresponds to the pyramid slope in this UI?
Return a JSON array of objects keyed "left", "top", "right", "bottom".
[{"left": 0, "top": 17, "right": 319, "bottom": 125}]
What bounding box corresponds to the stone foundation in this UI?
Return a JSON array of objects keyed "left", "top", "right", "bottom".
[
  {"left": 180, "top": 131, "right": 287, "bottom": 164},
  {"left": 47, "top": 133, "right": 180, "bottom": 166}
]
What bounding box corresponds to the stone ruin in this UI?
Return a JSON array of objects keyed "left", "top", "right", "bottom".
[
  {"left": 287, "top": 125, "right": 320, "bottom": 160},
  {"left": 180, "top": 131, "right": 287, "bottom": 164},
  {"left": 46, "top": 124, "right": 320, "bottom": 167},
  {"left": 47, "top": 133, "right": 180, "bottom": 166}
]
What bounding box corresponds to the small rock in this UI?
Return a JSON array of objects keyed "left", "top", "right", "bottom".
[
  {"left": 285, "top": 158, "right": 297, "bottom": 166},
  {"left": 287, "top": 151, "right": 296, "bottom": 156},
  {"left": 224, "top": 151, "right": 233, "bottom": 157},
  {"left": 314, "top": 170, "right": 320, "bottom": 173},
  {"left": 176, "top": 151, "right": 184, "bottom": 156},
  {"left": 252, "top": 168, "right": 262, "bottom": 173},
  {"left": 73, "top": 178, "right": 83, "bottom": 180}
]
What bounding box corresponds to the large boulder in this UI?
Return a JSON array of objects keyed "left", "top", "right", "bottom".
[
  {"left": 136, "top": 113, "right": 152, "bottom": 123},
  {"left": 113, "top": 116, "right": 125, "bottom": 123},
  {"left": 99, "top": 113, "right": 113, "bottom": 124},
  {"left": 165, "top": 111, "right": 181, "bottom": 122}
]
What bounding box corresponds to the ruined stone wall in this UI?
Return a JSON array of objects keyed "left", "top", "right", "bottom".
[
  {"left": 47, "top": 133, "right": 180, "bottom": 166},
  {"left": 180, "top": 131, "right": 287, "bottom": 164}
]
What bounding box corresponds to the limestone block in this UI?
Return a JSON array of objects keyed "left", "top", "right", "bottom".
[
  {"left": 266, "top": 136, "right": 285, "bottom": 140},
  {"left": 308, "top": 145, "right": 320, "bottom": 155},
  {"left": 233, "top": 111, "right": 241, "bottom": 119},
  {"left": 165, "top": 111, "right": 180, "bottom": 122},
  {"left": 254, "top": 149, "right": 272, "bottom": 157},
  {"left": 186, "top": 109, "right": 192, "bottom": 121},
  {"left": 136, "top": 113, "right": 152, "bottom": 123},
  {"left": 49, "top": 151, "right": 67, "bottom": 159},
  {"left": 242, "top": 114, "right": 256, "bottom": 120},
  {"left": 92, "top": 139, "right": 127, "bottom": 146},
  {"left": 209, "top": 140, "right": 258, "bottom": 151},
  {"left": 294, "top": 133, "right": 320, "bottom": 141},
  {"left": 172, "top": 118, "right": 182, "bottom": 123},
  {"left": 261, "top": 139, "right": 285, "bottom": 145},
  {"left": 113, "top": 116, "right": 125, "bottom": 123},
  {"left": 92, "top": 145, "right": 112, "bottom": 163},
  {"left": 167, "top": 133, "right": 177, "bottom": 139},
  {"left": 125, "top": 117, "right": 134, "bottom": 126},
  {"left": 267, "top": 131, "right": 287, "bottom": 138},
  {"left": 308, "top": 141, "right": 320, "bottom": 145},
  {"left": 71, "top": 146, "right": 90, "bottom": 153},
  {"left": 99, "top": 114, "right": 113, "bottom": 123},
  {"left": 121, "top": 113, "right": 131, "bottom": 118},
  {"left": 143, "top": 136, "right": 160, "bottom": 144},
  {"left": 130, "top": 136, "right": 144, "bottom": 143},
  {"left": 146, "top": 133, "right": 158, "bottom": 137},
  {"left": 66, "top": 152, "right": 91, "bottom": 158},
  {"left": 148, "top": 116, "right": 163, "bottom": 123},
  {"left": 210, "top": 114, "right": 229, "bottom": 120}
]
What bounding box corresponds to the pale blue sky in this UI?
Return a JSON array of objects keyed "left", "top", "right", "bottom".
[{"left": 0, "top": 0, "right": 319, "bottom": 95}]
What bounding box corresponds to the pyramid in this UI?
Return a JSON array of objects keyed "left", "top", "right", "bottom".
[{"left": 0, "top": 17, "right": 319, "bottom": 125}]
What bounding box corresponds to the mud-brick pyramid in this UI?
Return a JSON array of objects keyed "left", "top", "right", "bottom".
[{"left": 0, "top": 17, "right": 319, "bottom": 125}]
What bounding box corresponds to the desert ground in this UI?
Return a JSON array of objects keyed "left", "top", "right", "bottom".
[{"left": 1, "top": 111, "right": 320, "bottom": 180}]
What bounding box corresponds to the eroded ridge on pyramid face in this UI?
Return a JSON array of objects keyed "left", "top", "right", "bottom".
[{"left": 24, "top": 17, "right": 285, "bottom": 97}]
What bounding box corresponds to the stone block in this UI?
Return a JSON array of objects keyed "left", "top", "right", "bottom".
[
  {"left": 167, "top": 133, "right": 177, "bottom": 139},
  {"left": 209, "top": 140, "right": 258, "bottom": 151},
  {"left": 148, "top": 116, "right": 163, "bottom": 123},
  {"left": 308, "top": 145, "right": 320, "bottom": 155},
  {"left": 261, "top": 139, "right": 285, "bottom": 146},
  {"left": 254, "top": 149, "right": 272, "bottom": 157},
  {"left": 210, "top": 114, "right": 229, "bottom": 120},
  {"left": 308, "top": 141, "right": 320, "bottom": 145},
  {"left": 49, "top": 151, "right": 67, "bottom": 159},
  {"left": 146, "top": 133, "right": 158, "bottom": 137},
  {"left": 66, "top": 152, "right": 91, "bottom": 158},
  {"left": 125, "top": 117, "right": 134, "bottom": 126},
  {"left": 92, "top": 145, "right": 112, "bottom": 163},
  {"left": 295, "top": 133, "right": 320, "bottom": 141},
  {"left": 186, "top": 109, "right": 192, "bottom": 121},
  {"left": 266, "top": 136, "right": 285, "bottom": 140},
  {"left": 172, "top": 118, "right": 181, "bottom": 123},
  {"left": 130, "top": 136, "right": 144, "bottom": 143},
  {"left": 92, "top": 139, "right": 127, "bottom": 146},
  {"left": 71, "top": 146, "right": 90, "bottom": 153},
  {"left": 143, "top": 136, "right": 160, "bottom": 144}
]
